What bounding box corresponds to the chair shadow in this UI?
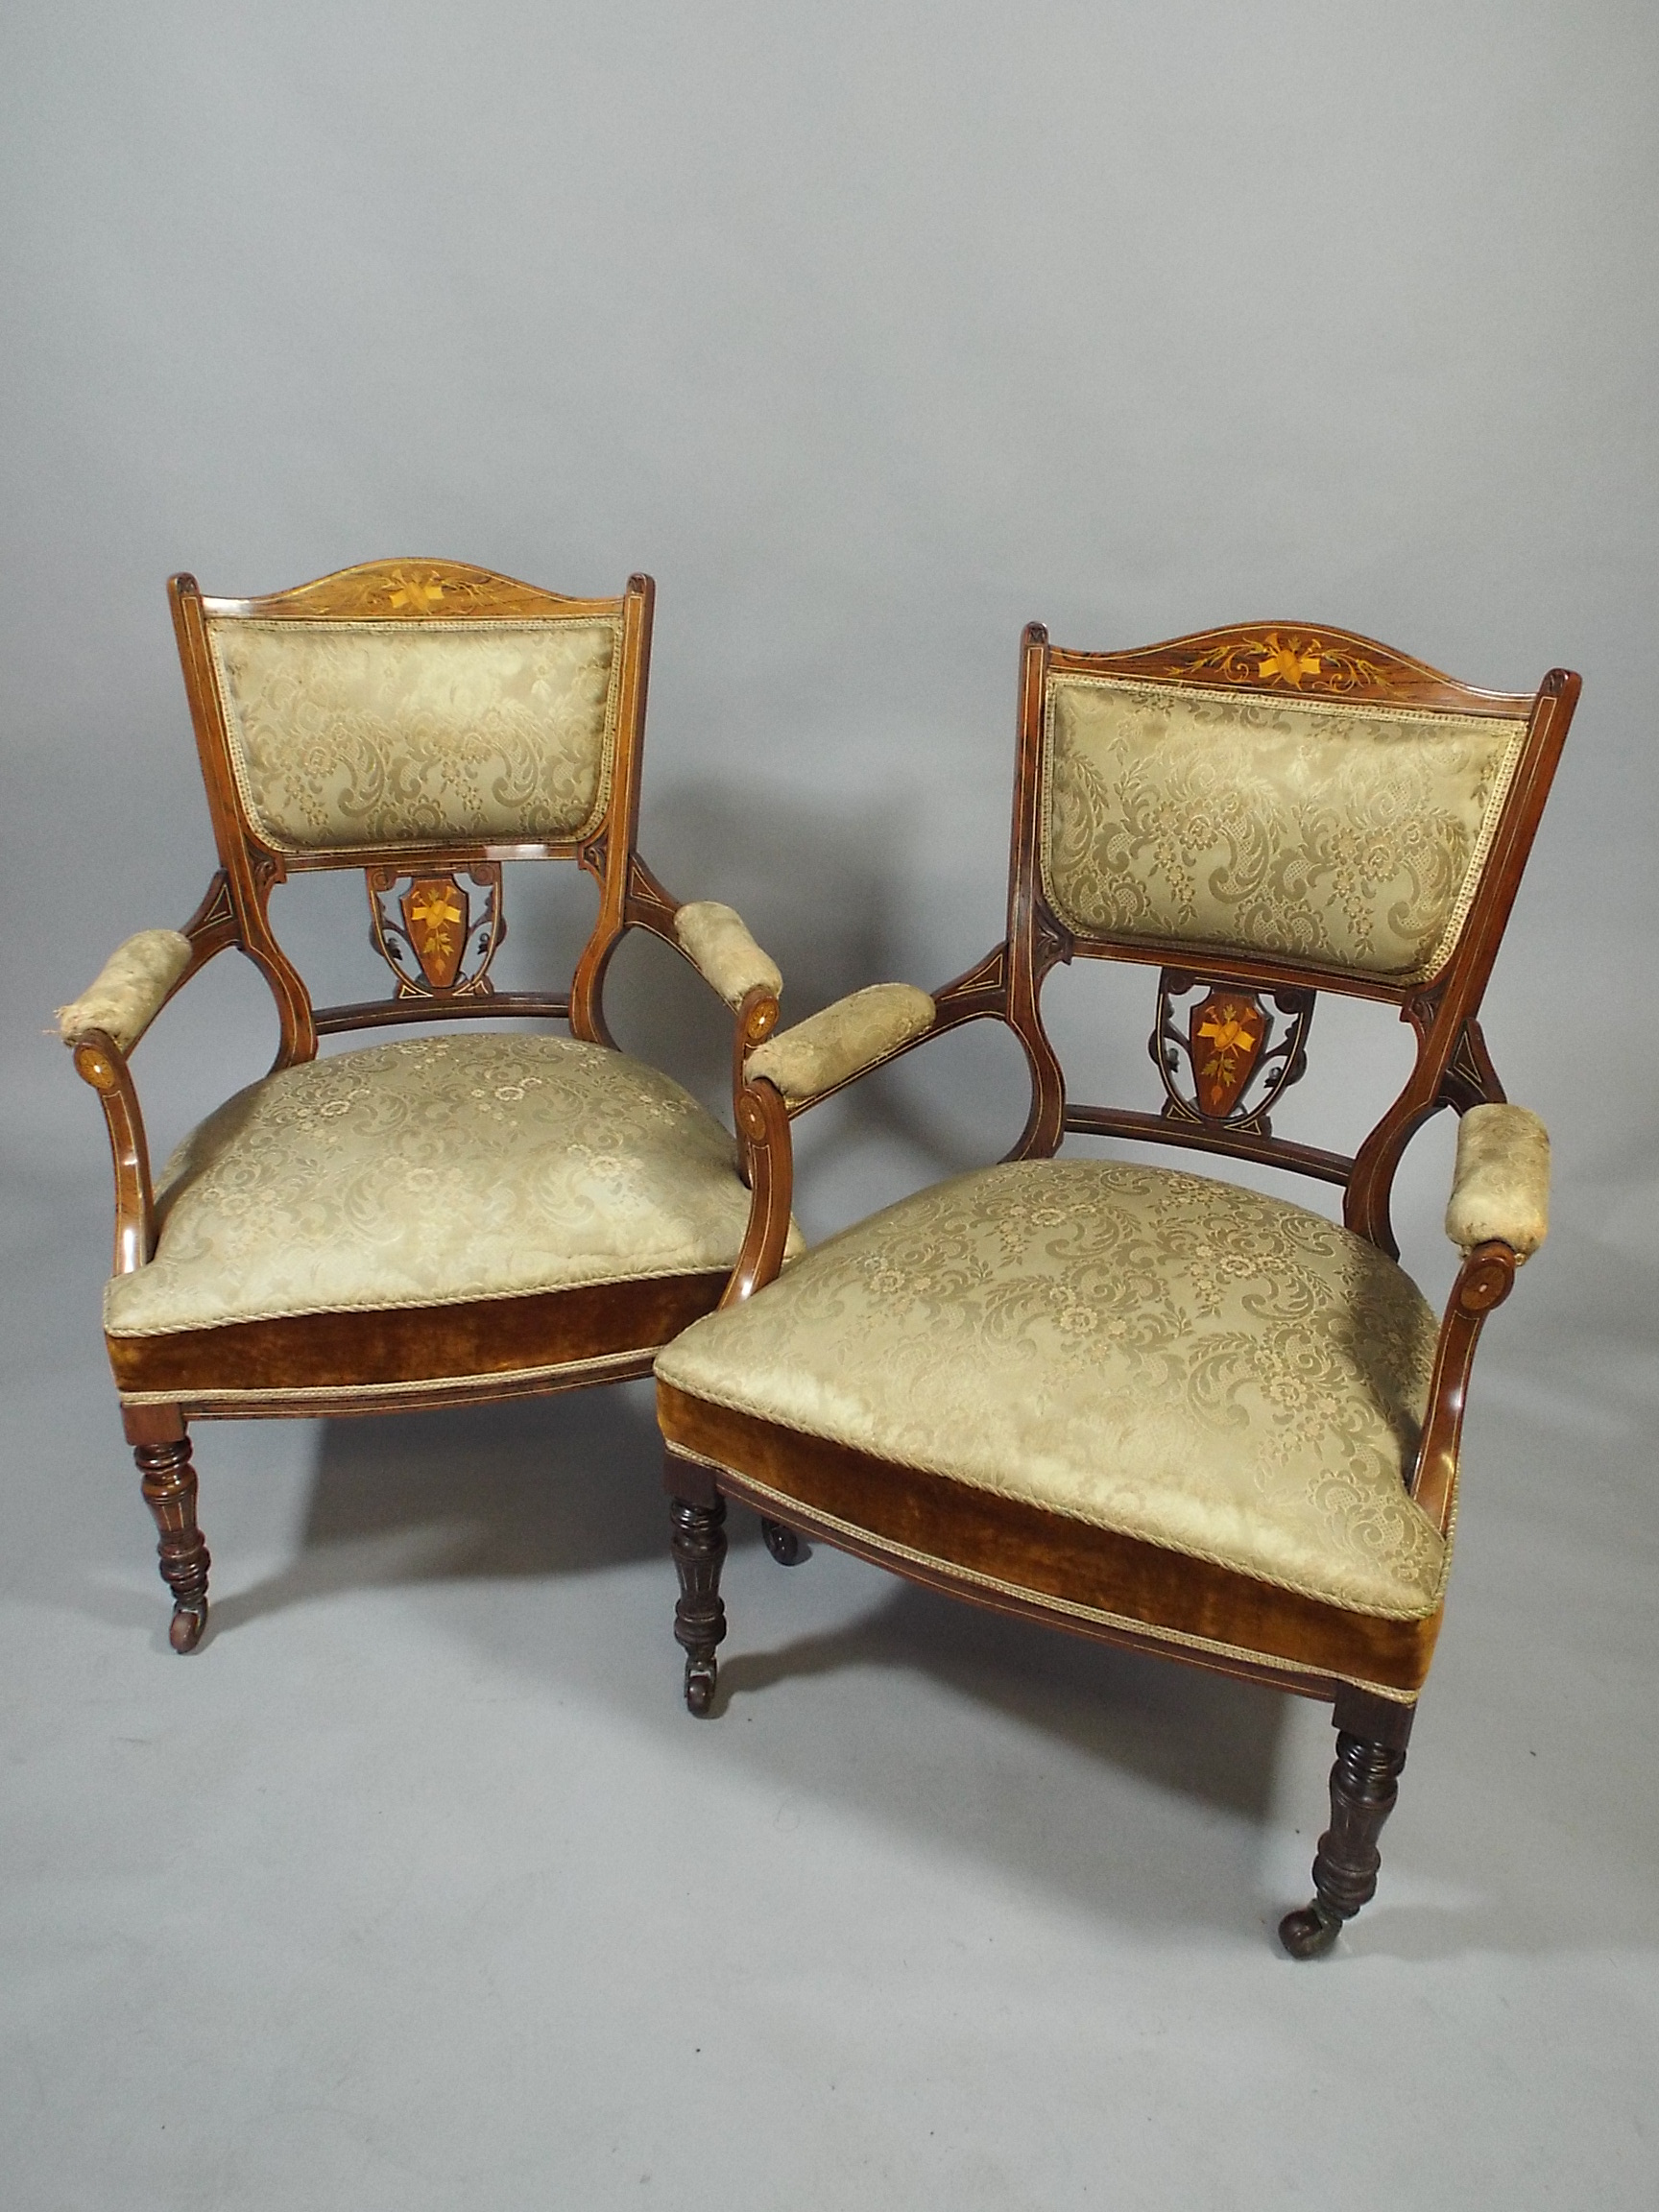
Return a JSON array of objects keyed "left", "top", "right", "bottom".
[
  {"left": 207, "top": 1373, "right": 1284, "bottom": 1847},
  {"left": 713, "top": 1551, "right": 1288, "bottom": 1832},
  {"left": 206, "top": 1380, "right": 727, "bottom": 1637}
]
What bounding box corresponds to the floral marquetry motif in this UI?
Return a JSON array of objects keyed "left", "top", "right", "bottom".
[
  {"left": 1190, "top": 992, "right": 1267, "bottom": 1118},
  {"left": 1188, "top": 634, "right": 1394, "bottom": 696},
  {"left": 208, "top": 562, "right": 600, "bottom": 623},
  {"left": 367, "top": 864, "right": 503, "bottom": 998},
  {"left": 400, "top": 878, "right": 469, "bottom": 990},
  {"left": 1073, "top": 624, "right": 1517, "bottom": 710},
  {"left": 1151, "top": 971, "right": 1314, "bottom": 1133}
]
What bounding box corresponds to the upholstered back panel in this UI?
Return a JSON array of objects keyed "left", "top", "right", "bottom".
[
  {"left": 204, "top": 616, "right": 622, "bottom": 854},
  {"left": 1041, "top": 675, "right": 1530, "bottom": 982}
]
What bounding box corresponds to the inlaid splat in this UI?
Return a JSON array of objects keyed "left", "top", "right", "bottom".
[
  {"left": 367, "top": 864, "right": 503, "bottom": 998},
  {"left": 1151, "top": 970, "right": 1314, "bottom": 1134}
]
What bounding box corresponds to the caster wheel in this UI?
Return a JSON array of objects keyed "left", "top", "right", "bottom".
[
  {"left": 169, "top": 1602, "right": 207, "bottom": 1654},
  {"left": 685, "top": 1655, "right": 717, "bottom": 1716},
  {"left": 1278, "top": 1903, "right": 1342, "bottom": 1960}
]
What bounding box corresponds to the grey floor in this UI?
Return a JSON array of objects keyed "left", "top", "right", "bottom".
[{"left": 4, "top": 1108, "right": 1656, "bottom": 2212}]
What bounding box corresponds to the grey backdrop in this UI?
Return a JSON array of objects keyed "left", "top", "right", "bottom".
[{"left": 2, "top": 6, "right": 1655, "bottom": 2208}]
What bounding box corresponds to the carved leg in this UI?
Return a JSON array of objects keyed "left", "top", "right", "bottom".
[
  {"left": 1280, "top": 1698, "right": 1413, "bottom": 1959},
  {"left": 670, "top": 1492, "right": 728, "bottom": 1716},
  {"left": 760, "top": 1517, "right": 808, "bottom": 1566},
  {"left": 135, "top": 1435, "right": 210, "bottom": 1653}
]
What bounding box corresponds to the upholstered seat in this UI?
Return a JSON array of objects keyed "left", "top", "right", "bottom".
[
  {"left": 110, "top": 1035, "right": 775, "bottom": 1339},
  {"left": 660, "top": 1160, "right": 1444, "bottom": 1618}
]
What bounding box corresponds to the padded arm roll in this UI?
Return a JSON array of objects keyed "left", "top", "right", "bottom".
[
  {"left": 1445, "top": 1103, "right": 1551, "bottom": 1259},
  {"left": 57, "top": 930, "right": 191, "bottom": 1054},
  {"left": 674, "top": 902, "right": 783, "bottom": 1008},
  {"left": 747, "top": 982, "right": 936, "bottom": 1102}
]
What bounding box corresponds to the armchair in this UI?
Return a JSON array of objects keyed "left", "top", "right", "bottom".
[
  {"left": 60, "top": 559, "right": 796, "bottom": 1653},
  {"left": 655, "top": 620, "right": 1577, "bottom": 1955}
]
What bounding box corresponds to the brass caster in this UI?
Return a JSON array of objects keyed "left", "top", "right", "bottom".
[
  {"left": 169, "top": 1601, "right": 207, "bottom": 1653},
  {"left": 685, "top": 1655, "right": 717, "bottom": 1717},
  {"left": 1278, "top": 1902, "right": 1343, "bottom": 1960}
]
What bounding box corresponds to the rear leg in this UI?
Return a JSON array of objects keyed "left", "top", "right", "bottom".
[{"left": 760, "top": 1517, "right": 809, "bottom": 1566}]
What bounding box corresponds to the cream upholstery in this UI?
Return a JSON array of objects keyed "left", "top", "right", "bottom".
[
  {"left": 1042, "top": 676, "right": 1528, "bottom": 981},
  {"left": 107, "top": 1032, "right": 801, "bottom": 1338},
  {"left": 674, "top": 902, "right": 782, "bottom": 1007},
  {"left": 1445, "top": 1103, "right": 1550, "bottom": 1259},
  {"left": 205, "top": 617, "right": 620, "bottom": 853},
  {"left": 58, "top": 930, "right": 191, "bottom": 1053},
  {"left": 747, "top": 983, "right": 937, "bottom": 1101},
  {"left": 658, "top": 1161, "right": 1447, "bottom": 1618}
]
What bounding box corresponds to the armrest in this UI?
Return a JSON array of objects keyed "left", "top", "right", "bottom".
[
  {"left": 57, "top": 928, "right": 189, "bottom": 1277},
  {"left": 746, "top": 982, "right": 937, "bottom": 1104},
  {"left": 674, "top": 902, "right": 782, "bottom": 1010},
  {"left": 718, "top": 982, "right": 936, "bottom": 1310},
  {"left": 57, "top": 929, "right": 191, "bottom": 1055},
  {"left": 1444, "top": 1104, "right": 1550, "bottom": 1261},
  {"left": 1410, "top": 1105, "right": 1550, "bottom": 1535}
]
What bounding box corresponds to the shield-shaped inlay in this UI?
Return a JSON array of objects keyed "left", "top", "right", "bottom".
[
  {"left": 400, "top": 875, "right": 469, "bottom": 992},
  {"left": 1189, "top": 991, "right": 1267, "bottom": 1119}
]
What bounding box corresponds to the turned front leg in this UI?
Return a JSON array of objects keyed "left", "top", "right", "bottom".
[
  {"left": 669, "top": 1488, "right": 728, "bottom": 1717},
  {"left": 134, "top": 1432, "right": 211, "bottom": 1653},
  {"left": 1280, "top": 1693, "right": 1414, "bottom": 1959}
]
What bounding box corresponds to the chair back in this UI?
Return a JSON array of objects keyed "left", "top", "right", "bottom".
[
  {"left": 170, "top": 560, "right": 660, "bottom": 1065},
  {"left": 984, "top": 622, "right": 1577, "bottom": 1254}
]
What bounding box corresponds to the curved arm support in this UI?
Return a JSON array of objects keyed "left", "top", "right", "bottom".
[
  {"left": 1409, "top": 1240, "right": 1519, "bottom": 1535},
  {"left": 722, "top": 1075, "right": 795, "bottom": 1307},
  {"left": 732, "top": 984, "right": 781, "bottom": 1186},
  {"left": 60, "top": 875, "right": 243, "bottom": 1278},
  {"left": 71, "top": 1032, "right": 156, "bottom": 1276}
]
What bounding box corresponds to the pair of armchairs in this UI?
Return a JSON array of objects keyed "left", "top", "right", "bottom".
[{"left": 60, "top": 561, "right": 1575, "bottom": 1958}]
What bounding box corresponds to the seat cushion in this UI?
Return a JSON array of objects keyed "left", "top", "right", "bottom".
[
  {"left": 657, "top": 1160, "right": 1447, "bottom": 1622},
  {"left": 106, "top": 1031, "right": 777, "bottom": 1339}
]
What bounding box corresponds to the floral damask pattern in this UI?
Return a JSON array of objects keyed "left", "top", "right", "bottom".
[
  {"left": 660, "top": 1160, "right": 1448, "bottom": 1618},
  {"left": 206, "top": 617, "right": 621, "bottom": 852},
  {"left": 1041, "top": 676, "right": 1528, "bottom": 981},
  {"left": 106, "top": 1033, "right": 785, "bottom": 1337}
]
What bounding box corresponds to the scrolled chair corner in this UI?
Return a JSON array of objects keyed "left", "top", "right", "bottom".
[
  {"left": 673, "top": 901, "right": 783, "bottom": 1010},
  {"left": 745, "top": 981, "right": 937, "bottom": 1103},
  {"left": 56, "top": 929, "right": 192, "bottom": 1057},
  {"left": 1444, "top": 1102, "right": 1551, "bottom": 1261}
]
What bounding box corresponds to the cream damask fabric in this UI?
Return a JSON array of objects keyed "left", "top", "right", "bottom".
[
  {"left": 747, "top": 983, "right": 937, "bottom": 1101},
  {"left": 57, "top": 929, "right": 191, "bottom": 1053},
  {"left": 205, "top": 617, "right": 621, "bottom": 853},
  {"left": 106, "top": 1033, "right": 796, "bottom": 1337},
  {"left": 674, "top": 902, "right": 783, "bottom": 1008},
  {"left": 660, "top": 1160, "right": 1448, "bottom": 1618},
  {"left": 1445, "top": 1103, "right": 1551, "bottom": 1259},
  {"left": 1042, "top": 676, "right": 1528, "bottom": 981}
]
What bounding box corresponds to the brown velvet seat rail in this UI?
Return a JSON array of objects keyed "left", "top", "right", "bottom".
[{"left": 659, "top": 1384, "right": 1440, "bottom": 1698}]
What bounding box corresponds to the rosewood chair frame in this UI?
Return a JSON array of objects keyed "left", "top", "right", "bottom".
[
  {"left": 659, "top": 619, "right": 1578, "bottom": 1956},
  {"left": 69, "top": 560, "right": 790, "bottom": 1651}
]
